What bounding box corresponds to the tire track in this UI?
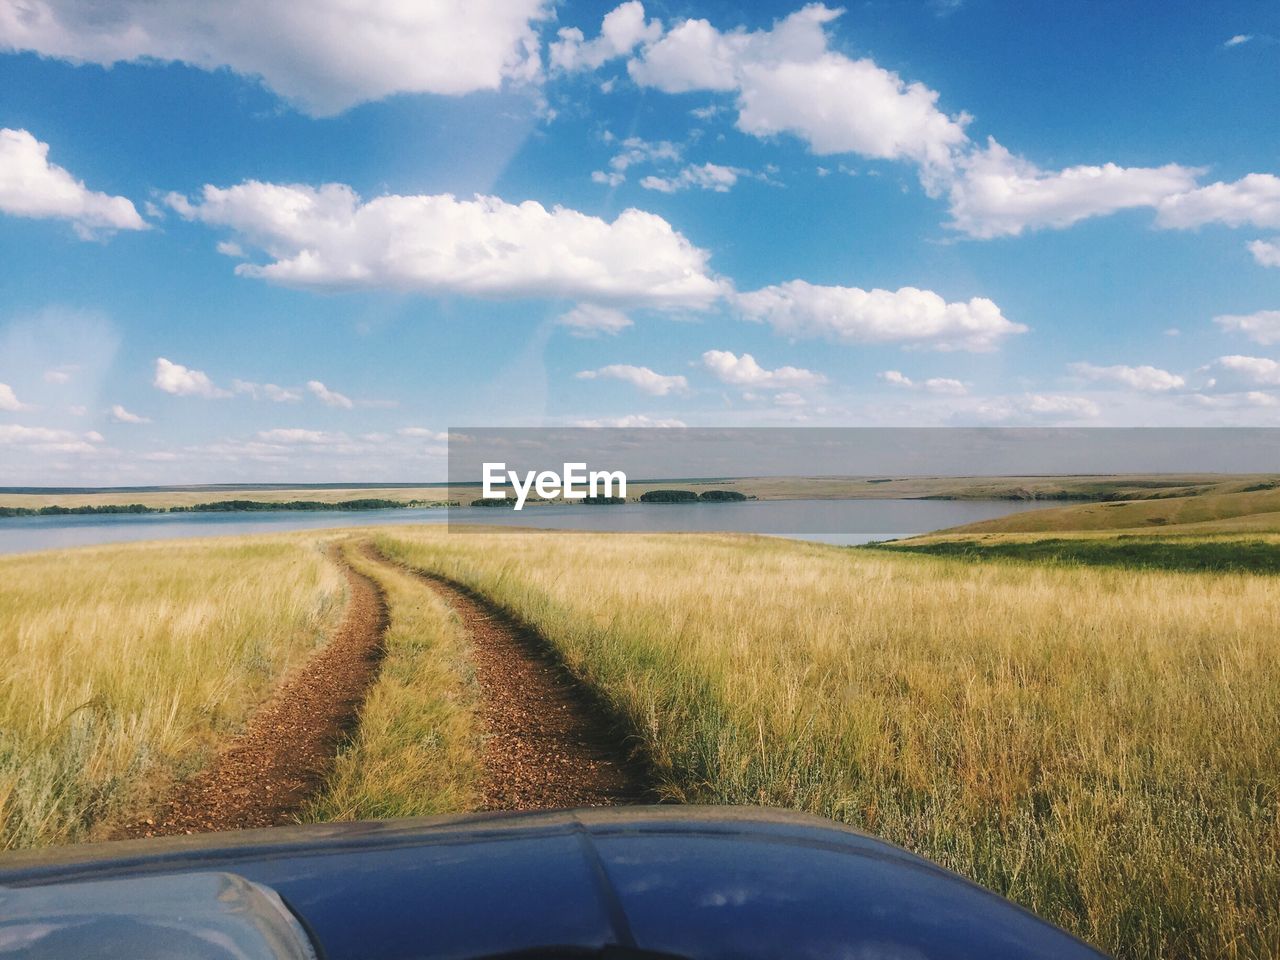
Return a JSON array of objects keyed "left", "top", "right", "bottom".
[
  {"left": 115, "top": 545, "right": 389, "bottom": 838},
  {"left": 365, "top": 545, "right": 653, "bottom": 811}
]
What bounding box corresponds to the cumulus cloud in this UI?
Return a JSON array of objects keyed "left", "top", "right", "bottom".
[
  {"left": 641, "top": 162, "right": 743, "bottom": 194},
  {"left": 109, "top": 403, "right": 150, "bottom": 423},
  {"left": 1202, "top": 355, "right": 1280, "bottom": 389},
  {"left": 0, "top": 382, "right": 24, "bottom": 411},
  {"left": 556, "top": 303, "right": 633, "bottom": 336},
  {"left": 306, "top": 379, "right": 353, "bottom": 409},
  {"left": 168, "top": 181, "right": 723, "bottom": 307},
  {"left": 153, "top": 357, "right": 230, "bottom": 398},
  {"left": 550, "top": 1, "right": 661, "bottom": 72},
  {"left": 1248, "top": 239, "right": 1280, "bottom": 267},
  {"left": 0, "top": 0, "right": 550, "bottom": 115},
  {"left": 555, "top": 5, "right": 1280, "bottom": 243},
  {"left": 735, "top": 280, "right": 1025, "bottom": 351},
  {"left": 0, "top": 128, "right": 145, "bottom": 236},
  {"left": 1068, "top": 362, "right": 1186, "bottom": 392},
  {"left": 626, "top": 4, "right": 967, "bottom": 177},
  {"left": 1214, "top": 309, "right": 1280, "bottom": 345},
  {"left": 576, "top": 364, "right": 688, "bottom": 395},
  {"left": 947, "top": 138, "right": 1202, "bottom": 238},
  {"left": 701, "top": 349, "right": 825, "bottom": 388},
  {"left": 877, "top": 370, "right": 967, "bottom": 394},
  {"left": 1156, "top": 174, "right": 1280, "bottom": 230}
]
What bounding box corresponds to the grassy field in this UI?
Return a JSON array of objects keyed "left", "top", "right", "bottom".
[
  {"left": 0, "top": 536, "right": 344, "bottom": 848},
  {"left": 2, "top": 523, "right": 1276, "bottom": 957},
  {"left": 375, "top": 527, "right": 1278, "bottom": 960}
]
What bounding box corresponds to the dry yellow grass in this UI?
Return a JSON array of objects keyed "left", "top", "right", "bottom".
[
  {"left": 0, "top": 536, "right": 343, "bottom": 849},
  {"left": 303, "top": 541, "right": 481, "bottom": 821},
  {"left": 377, "top": 527, "right": 1280, "bottom": 960}
]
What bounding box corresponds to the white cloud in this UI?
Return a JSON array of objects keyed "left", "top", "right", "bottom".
[
  {"left": 0, "top": 424, "right": 101, "bottom": 452},
  {"left": 1214, "top": 310, "right": 1280, "bottom": 345},
  {"left": 556, "top": 303, "right": 633, "bottom": 336},
  {"left": 42, "top": 364, "right": 77, "bottom": 383},
  {"left": 1202, "top": 355, "right": 1280, "bottom": 388},
  {"left": 563, "top": 5, "right": 1280, "bottom": 244},
  {"left": 592, "top": 170, "right": 625, "bottom": 187},
  {"left": 772, "top": 391, "right": 807, "bottom": 407},
  {"left": 606, "top": 136, "right": 681, "bottom": 175},
  {"left": 232, "top": 379, "right": 302, "bottom": 402},
  {"left": 701, "top": 349, "right": 825, "bottom": 388},
  {"left": 878, "top": 370, "right": 967, "bottom": 394},
  {"left": 947, "top": 138, "right": 1201, "bottom": 238},
  {"left": 168, "top": 181, "right": 723, "bottom": 307},
  {"left": 969, "top": 394, "right": 1101, "bottom": 424},
  {"left": 0, "top": 128, "right": 145, "bottom": 236},
  {"left": 109, "top": 403, "right": 150, "bottom": 423},
  {"left": 216, "top": 240, "right": 245, "bottom": 258},
  {"left": 573, "top": 414, "right": 687, "bottom": 427},
  {"left": 306, "top": 379, "right": 353, "bottom": 409},
  {"left": 1156, "top": 174, "right": 1280, "bottom": 230},
  {"left": 153, "top": 357, "right": 230, "bottom": 398},
  {"left": 397, "top": 427, "right": 448, "bottom": 441},
  {"left": 641, "top": 162, "right": 743, "bottom": 193},
  {"left": 1224, "top": 34, "right": 1253, "bottom": 48},
  {"left": 576, "top": 364, "right": 688, "bottom": 395},
  {"left": 627, "top": 5, "right": 967, "bottom": 177},
  {"left": 0, "top": 382, "right": 24, "bottom": 411},
  {"left": 256, "top": 428, "right": 347, "bottom": 445},
  {"left": 0, "top": 1, "right": 551, "bottom": 116},
  {"left": 1248, "top": 239, "right": 1280, "bottom": 267},
  {"left": 550, "top": 1, "right": 661, "bottom": 72},
  {"left": 1068, "top": 362, "right": 1186, "bottom": 392},
  {"left": 735, "top": 280, "right": 1025, "bottom": 351}
]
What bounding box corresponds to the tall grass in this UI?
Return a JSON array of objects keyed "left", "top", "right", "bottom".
[
  {"left": 377, "top": 528, "right": 1280, "bottom": 960},
  {"left": 0, "top": 537, "right": 342, "bottom": 848},
  {"left": 303, "top": 542, "right": 481, "bottom": 821}
]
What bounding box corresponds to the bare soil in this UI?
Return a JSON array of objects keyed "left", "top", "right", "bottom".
[
  {"left": 382, "top": 552, "right": 653, "bottom": 810},
  {"left": 114, "top": 548, "right": 388, "bottom": 838}
]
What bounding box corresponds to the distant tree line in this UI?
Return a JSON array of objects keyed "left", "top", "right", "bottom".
[
  {"left": 0, "top": 498, "right": 443, "bottom": 519},
  {"left": 639, "top": 489, "right": 747, "bottom": 503}
]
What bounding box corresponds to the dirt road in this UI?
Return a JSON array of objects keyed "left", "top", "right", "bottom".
[{"left": 379, "top": 552, "right": 651, "bottom": 810}]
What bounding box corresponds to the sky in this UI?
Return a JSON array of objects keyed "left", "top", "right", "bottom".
[{"left": 0, "top": 0, "right": 1278, "bottom": 484}]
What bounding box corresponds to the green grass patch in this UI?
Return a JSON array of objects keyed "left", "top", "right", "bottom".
[{"left": 877, "top": 536, "right": 1280, "bottom": 574}]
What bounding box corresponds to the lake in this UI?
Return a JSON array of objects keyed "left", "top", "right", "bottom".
[{"left": 0, "top": 499, "right": 1051, "bottom": 555}]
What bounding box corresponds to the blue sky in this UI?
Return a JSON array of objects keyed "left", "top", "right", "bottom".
[{"left": 1, "top": 0, "right": 1278, "bottom": 483}]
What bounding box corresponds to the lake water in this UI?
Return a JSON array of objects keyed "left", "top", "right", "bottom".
[{"left": 0, "top": 499, "right": 1050, "bottom": 556}]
